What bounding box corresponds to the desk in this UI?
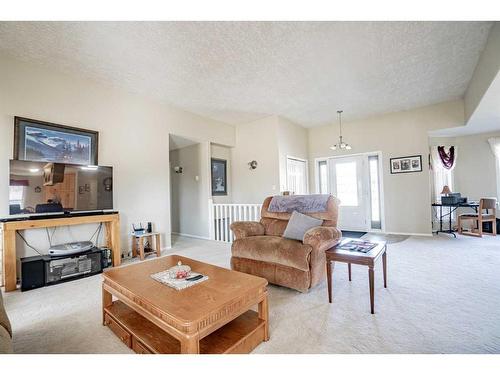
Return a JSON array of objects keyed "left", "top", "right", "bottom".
[
  {"left": 432, "top": 202, "right": 479, "bottom": 237},
  {"left": 1, "top": 213, "right": 121, "bottom": 292}
]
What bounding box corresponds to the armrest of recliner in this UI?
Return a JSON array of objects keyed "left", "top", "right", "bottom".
[
  {"left": 303, "top": 226, "right": 342, "bottom": 251},
  {"left": 303, "top": 226, "right": 342, "bottom": 288},
  {"left": 230, "top": 221, "right": 265, "bottom": 240}
]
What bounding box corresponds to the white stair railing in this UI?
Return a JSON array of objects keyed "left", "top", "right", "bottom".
[{"left": 209, "top": 200, "right": 262, "bottom": 243}]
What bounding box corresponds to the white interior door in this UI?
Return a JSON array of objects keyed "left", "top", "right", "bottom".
[
  {"left": 286, "top": 157, "right": 308, "bottom": 195},
  {"left": 328, "top": 155, "right": 369, "bottom": 231}
]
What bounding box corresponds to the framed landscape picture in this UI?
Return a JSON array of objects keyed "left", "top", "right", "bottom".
[
  {"left": 14, "top": 117, "right": 98, "bottom": 165},
  {"left": 211, "top": 158, "right": 227, "bottom": 196},
  {"left": 390, "top": 155, "right": 422, "bottom": 174},
  {"left": 14, "top": 117, "right": 99, "bottom": 165}
]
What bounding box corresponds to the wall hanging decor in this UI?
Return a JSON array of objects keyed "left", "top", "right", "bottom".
[
  {"left": 248, "top": 160, "right": 258, "bottom": 170},
  {"left": 14, "top": 116, "right": 99, "bottom": 165},
  {"left": 211, "top": 158, "right": 227, "bottom": 196},
  {"left": 390, "top": 155, "right": 422, "bottom": 174}
]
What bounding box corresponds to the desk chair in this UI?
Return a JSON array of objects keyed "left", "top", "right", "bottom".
[{"left": 458, "top": 198, "right": 497, "bottom": 237}]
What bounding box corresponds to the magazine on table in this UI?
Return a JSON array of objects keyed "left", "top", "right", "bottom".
[{"left": 337, "top": 239, "right": 377, "bottom": 253}]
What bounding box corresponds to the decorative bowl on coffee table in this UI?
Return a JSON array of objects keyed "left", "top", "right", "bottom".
[{"left": 167, "top": 261, "right": 191, "bottom": 279}]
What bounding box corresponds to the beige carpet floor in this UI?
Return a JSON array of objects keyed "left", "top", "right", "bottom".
[{"left": 3, "top": 233, "right": 500, "bottom": 354}]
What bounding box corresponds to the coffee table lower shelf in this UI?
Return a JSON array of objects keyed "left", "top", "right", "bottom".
[{"left": 104, "top": 301, "right": 266, "bottom": 354}]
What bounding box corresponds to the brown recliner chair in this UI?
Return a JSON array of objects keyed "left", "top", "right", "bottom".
[{"left": 230, "top": 195, "right": 341, "bottom": 292}]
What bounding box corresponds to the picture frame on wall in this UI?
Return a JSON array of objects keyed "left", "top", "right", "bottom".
[
  {"left": 211, "top": 158, "right": 227, "bottom": 196},
  {"left": 390, "top": 155, "right": 422, "bottom": 174},
  {"left": 14, "top": 117, "right": 99, "bottom": 165}
]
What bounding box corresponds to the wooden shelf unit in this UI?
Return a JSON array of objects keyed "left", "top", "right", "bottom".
[
  {"left": 1, "top": 213, "right": 121, "bottom": 292},
  {"left": 104, "top": 300, "right": 266, "bottom": 354}
]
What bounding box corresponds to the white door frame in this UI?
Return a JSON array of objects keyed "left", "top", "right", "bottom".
[{"left": 314, "top": 151, "right": 386, "bottom": 232}]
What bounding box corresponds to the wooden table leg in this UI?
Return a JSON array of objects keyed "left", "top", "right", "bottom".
[
  {"left": 104, "top": 222, "right": 112, "bottom": 249},
  {"left": 132, "top": 236, "right": 137, "bottom": 258},
  {"left": 348, "top": 263, "right": 352, "bottom": 281},
  {"left": 102, "top": 285, "right": 112, "bottom": 325},
  {"left": 106, "top": 218, "right": 121, "bottom": 267},
  {"left": 155, "top": 234, "right": 161, "bottom": 257},
  {"left": 326, "top": 260, "right": 333, "bottom": 303},
  {"left": 2, "top": 228, "right": 17, "bottom": 292},
  {"left": 368, "top": 266, "right": 375, "bottom": 314},
  {"left": 180, "top": 336, "right": 200, "bottom": 354},
  {"left": 382, "top": 250, "right": 387, "bottom": 288},
  {"left": 258, "top": 293, "right": 269, "bottom": 341},
  {"left": 139, "top": 237, "right": 145, "bottom": 261}
]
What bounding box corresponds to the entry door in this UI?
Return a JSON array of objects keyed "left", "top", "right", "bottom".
[{"left": 328, "top": 155, "right": 369, "bottom": 231}]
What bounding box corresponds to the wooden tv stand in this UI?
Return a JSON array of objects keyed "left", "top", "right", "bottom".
[{"left": 1, "top": 213, "right": 121, "bottom": 292}]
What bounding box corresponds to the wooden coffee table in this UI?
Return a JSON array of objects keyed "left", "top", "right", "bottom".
[
  {"left": 102, "top": 255, "right": 269, "bottom": 354},
  {"left": 325, "top": 239, "right": 387, "bottom": 314}
]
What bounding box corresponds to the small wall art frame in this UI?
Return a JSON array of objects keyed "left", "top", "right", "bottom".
[
  {"left": 211, "top": 158, "right": 227, "bottom": 196},
  {"left": 390, "top": 155, "right": 422, "bottom": 174},
  {"left": 14, "top": 116, "right": 99, "bottom": 165}
]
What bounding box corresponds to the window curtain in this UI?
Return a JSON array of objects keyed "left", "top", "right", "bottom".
[
  {"left": 488, "top": 137, "right": 500, "bottom": 158},
  {"left": 488, "top": 137, "right": 500, "bottom": 211},
  {"left": 430, "top": 146, "right": 455, "bottom": 204},
  {"left": 437, "top": 146, "right": 456, "bottom": 170}
]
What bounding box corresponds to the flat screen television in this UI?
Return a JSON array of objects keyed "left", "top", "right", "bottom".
[{"left": 9, "top": 160, "right": 113, "bottom": 216}]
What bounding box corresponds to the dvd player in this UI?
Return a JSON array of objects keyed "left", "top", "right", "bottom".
[{"left": 48, "top": 241, "right": 94, "bottom": 256}]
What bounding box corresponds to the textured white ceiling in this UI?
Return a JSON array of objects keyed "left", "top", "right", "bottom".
[{"left": 0, "top": 21, "right": 493, "bottom": 127}]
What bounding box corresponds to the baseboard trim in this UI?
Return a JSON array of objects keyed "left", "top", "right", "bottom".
[
  {"left": 171, "top": 232, "right": 211, "bottom": 241},
  {"left": 380, "top": 231, "right": 432, "bottom": 237}
]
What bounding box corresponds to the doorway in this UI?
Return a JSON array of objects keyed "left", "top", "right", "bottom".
[
  {"left": 317, "top": 152, "right": 383, "bottom": 232},
  {"left": 169, "top": 134, "right": 211, "bottom": 241}
]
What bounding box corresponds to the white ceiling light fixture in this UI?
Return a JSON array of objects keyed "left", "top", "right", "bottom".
[{"left": 330, "top": 110, "right": 351, "bottom": 151}]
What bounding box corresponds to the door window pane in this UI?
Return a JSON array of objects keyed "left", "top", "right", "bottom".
[
  {"left": 369, "top": 156, "right": 381, "bottom": 229},
  {"left": 335, "top": 162, "right": 358, "bottom": 206}
]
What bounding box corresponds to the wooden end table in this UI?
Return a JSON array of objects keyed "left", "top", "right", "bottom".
[
  {"left": 131, "top": 232, "right": 161, "bottom": 260},
  {"left": 102, "top": 255, "right": 269, "bottom": 354},
  {"left": 325, "top": 239, "right": 387, "bottom": 314}
]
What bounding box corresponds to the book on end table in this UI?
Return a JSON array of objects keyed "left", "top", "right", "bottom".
[{"left": 337, "top": 239, "right": 377, "bottom": 253}]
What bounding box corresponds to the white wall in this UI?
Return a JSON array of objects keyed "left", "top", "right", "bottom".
[
  {"left": 308, "top": 100, "right": 465, "bottom": 235},
  {"left": 231, "top": 116, "right": 280, "bottom": 203},
  {"left": 170, "top": 143, "right": 211, "bottom": 238},
  {"left": 277, "top": 117, "right": 309, "bottom": 192},
  {"left": 0, "top": 55, "right": 235, "bottom": 260},
  {"left": 229, "top": 115, "right": 309, "bottom": 203}
]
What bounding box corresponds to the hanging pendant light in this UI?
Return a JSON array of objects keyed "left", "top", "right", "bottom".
[{"left": 330, "top": 110, "right": 351, "bottom": 151}]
